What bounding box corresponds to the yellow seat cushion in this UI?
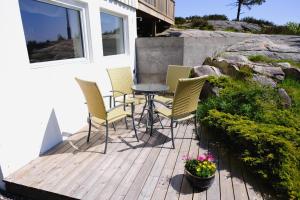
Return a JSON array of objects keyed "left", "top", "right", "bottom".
[
  {"left": 156, "top": 107, "right": 195, "bottom": 121},
  {"left": 154, "top": 95, "right": 173, "bottom": 104},
  {"left": 155, "top": 107, "right": 172, "bottom": 118},
  {"left": 91, "top": 107, "right": 130, "bottom": 125},
  {"left": 115, "top": 94, "right": 145, "bottom": 105}
]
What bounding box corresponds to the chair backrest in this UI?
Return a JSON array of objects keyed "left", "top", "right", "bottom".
[
  {"left": 166, "top": 65, "right": 193, "bottom": 93},
  {"left": 75, "top": 78, "right": 107, "bottom": 120},
  {"left": 107, "top": 67, "right": 133, "bottom": 97},
  {"left": 172, "top": 76, "right": 208, "bottom": 119}
]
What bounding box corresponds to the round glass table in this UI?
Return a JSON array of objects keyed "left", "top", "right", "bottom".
[{"left": 132, "top": 83, "right": 169, "bottom": 135}]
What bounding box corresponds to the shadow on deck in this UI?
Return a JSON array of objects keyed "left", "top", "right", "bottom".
[{"left": 3, "top": 110, "right": 273, "bottom": 200}]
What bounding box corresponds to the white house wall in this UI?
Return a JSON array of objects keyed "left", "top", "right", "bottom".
[{"left": 0, "top": 0, "right": 137, "bottom": 189}]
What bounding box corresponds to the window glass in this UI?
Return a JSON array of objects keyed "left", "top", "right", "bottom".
[
  {"left": 19, "top": 0, "right": 84, "bottom": 63},
  {"left": 101, "top": 12, "right": 125, "bottom": 56}
]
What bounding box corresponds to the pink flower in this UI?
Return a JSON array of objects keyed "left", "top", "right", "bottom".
[
  {"left": 197, "top": 155, "right": 207, "bottom": 161},
  {"left": 207, "top": 153, "right": 214, "bottom": 162}
]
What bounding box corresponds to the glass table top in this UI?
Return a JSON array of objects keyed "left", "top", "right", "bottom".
[{"left": 132, "top": 83, "right": 169, "bottom": 93}]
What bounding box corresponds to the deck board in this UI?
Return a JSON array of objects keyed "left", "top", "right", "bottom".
[{"left": 4, "top": 107, "right": 268, "bottom": 200}]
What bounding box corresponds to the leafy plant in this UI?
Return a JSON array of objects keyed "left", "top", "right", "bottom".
[{"left": 184, "top": 154, "right": 216, "bottom": 178}]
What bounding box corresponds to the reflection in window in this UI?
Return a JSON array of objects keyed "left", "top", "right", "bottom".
[
  {"left": 101, "top": 12, "right": 125, "bottom": 56},
  {"left": 19, "top": 0, "right": 84, "bottom": 63}
]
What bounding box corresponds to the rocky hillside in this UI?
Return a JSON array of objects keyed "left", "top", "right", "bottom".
[{"left": 159, "top": 29, "right": 300, "bottom": 62}]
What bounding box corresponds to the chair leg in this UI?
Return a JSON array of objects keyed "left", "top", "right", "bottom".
[
  {"left": 171, "top": 118, "right": 175, "bottom": 149},
  {"left": 104, "top": 121, "right": 109, "bottom": 154},
  {"left": 138, "top": 101, "right": 147, "bottom": 126},
  {"left": 131, "top": 103, "right": 139, "bottom": 142},
  {"left": 125, "top": 117, "right": 129, "bottom": 129},
  {"left": 194, "top": 115, "right": 198, "bottom": 137},
  {"left": 112, "top": 122, "right": 116, "bottom": 131},
  {"left": 87, "top": 113, "right": 91, "bottom": 143}
]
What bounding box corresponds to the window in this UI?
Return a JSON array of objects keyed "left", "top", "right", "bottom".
[
  {"left": 101, "top": 12, "right": 125, "bottom": 56},
  {"left": 19, "top": 0, "right": 84, "bottom": 63}
]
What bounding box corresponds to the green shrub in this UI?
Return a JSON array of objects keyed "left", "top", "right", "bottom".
[
  {"left": 241, "top": 17, "right": 274, "bottom": 26},
  {"left": 202, "top": 14, "right": 228, "bottom": 21},
  {"left": 191, "top": 18, "right": 214, "bottom": 30},
  {"left": 260, "top": 23, "right": 300, "bottom": 35},
  {"left": 286, "top": 22, "right": 300, "bottom": 35},
  {"left": 175, "top": 17, "right": 186, "bottom": 25},
  {"left": 201, "top": 110, "right": 300, "bottom": 199},
  {"left": 248, "top": 54, "right": 300, "bottom": 68}
]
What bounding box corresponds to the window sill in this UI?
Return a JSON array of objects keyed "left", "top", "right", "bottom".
[{"left": 29, "top": 57, "right": 90, "bottom": 69}]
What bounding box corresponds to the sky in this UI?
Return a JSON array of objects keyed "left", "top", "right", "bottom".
[{"left": 175, "top": 0, "right": 300, "bottom": 25}]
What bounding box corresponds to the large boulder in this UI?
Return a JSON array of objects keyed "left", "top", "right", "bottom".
[
  {"left": 226, "top": 37, "right": 300, "bottom": 61},
  {"left": 252, "top": 64, "right": 285, "bottom": 81},
  {"left": 193, "top": 65, "right": 223, "bottom": 77},
  {"left": 203, "top": 57, "right": 242, "bottom": 78},
  {"left": 252, "top": 74, "right": 277, "bottom": 88}
]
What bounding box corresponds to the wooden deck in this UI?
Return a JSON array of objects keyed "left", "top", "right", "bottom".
[{"left": 4, "top": 109, "right": 269, "bottom": 200}]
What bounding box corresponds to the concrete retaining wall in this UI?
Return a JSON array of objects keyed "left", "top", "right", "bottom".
[{"left": 136, "top": 36, "right": 247, "bottom": 83}]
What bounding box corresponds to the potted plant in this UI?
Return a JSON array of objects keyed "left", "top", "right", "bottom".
[{"left": 183, "top": 153, "right": 216, "bottom": 189}]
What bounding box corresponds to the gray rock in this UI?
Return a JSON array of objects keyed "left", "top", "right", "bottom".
[
  {"left": 253, "top": 65, "right": 285, "bottom": 80},
  {"left": 219, "top": 53, "right": 250, "bottom": 63},
  {"left": 252, "top": 74, "right": 277, "bottom": 88},
  {"left": 207, "top": 20, "right": 262, "bottom": 32},
  {"left": 226, "top": 37, "right": 300, "bottom": 61},
  {"left": 193, "top": 65, "right": 223, "bottom": 77},
  {"left": 204, "top": 58, "right": 241, "bottom": 78},
  {"left": 227, "top": 37, "right": 299, "bottom": 53},
  {"left": 278, "top": 88, "right": 292, "bottom": 108}
]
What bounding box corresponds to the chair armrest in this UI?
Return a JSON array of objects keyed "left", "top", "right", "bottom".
[
  {"left": 106, "top": 104, "right": 124, "bottom": 113},
  {"left": 103, "top": 95, "right": 112, "bottom": 98},
  {"left": 110, "top": 90, "right": 126, "bottom": 96}
]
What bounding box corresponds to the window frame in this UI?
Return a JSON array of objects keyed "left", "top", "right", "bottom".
[
  {"left": 100, "top": 8, "right": 129, "bottom": 58},
  {"left": 19, "top": 0, "right": 90, "bottom": 68}
]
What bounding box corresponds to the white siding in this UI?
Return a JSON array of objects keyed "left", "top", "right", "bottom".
[
  {"left": 0, "top": 0, "right": 137, "bottom": 189},
  {"left": 115, "top": 0, "right": 138, "bottom": 8}
]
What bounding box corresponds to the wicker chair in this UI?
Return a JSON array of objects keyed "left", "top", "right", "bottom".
[
  {"left": 75, "top": 78, "right": 139, "bottom": 154},
  {"left": 106, "top": 67, "right": 144, "bottom": 109},
  {"left": 154, "top": 76, "right": 208, "bottom": 149},
  {"left": 154, "top": 65, "right": 193, "bottom": 104}
]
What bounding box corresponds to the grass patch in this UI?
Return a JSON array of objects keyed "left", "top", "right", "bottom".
[
  {"left": 224, "top": 27, "right": 239, "bottom": 32},
  {"left": 248, "top": 55, "right": 300, "bottom": 68}
]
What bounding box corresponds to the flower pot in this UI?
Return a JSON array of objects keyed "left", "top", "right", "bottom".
[{"left": 184, "top": 169, "right": 215, "bottom": 190}]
